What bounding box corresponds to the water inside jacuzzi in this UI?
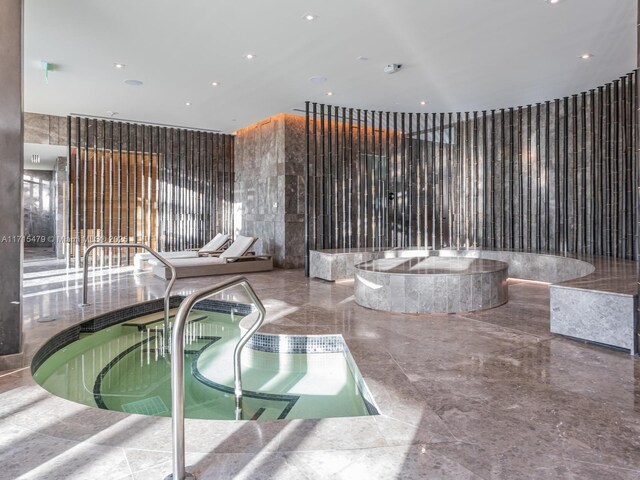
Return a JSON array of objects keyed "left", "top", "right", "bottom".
[{"left": 33, "top": 310, "right": 375, "bottom": 420}]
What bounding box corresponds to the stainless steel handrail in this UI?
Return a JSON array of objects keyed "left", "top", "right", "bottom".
[
  {"left": 168, "top": 276, "right": 266, "bottom": 480},
  {"left": 80, "top": 243, "right": 177, "bottom": 350}
]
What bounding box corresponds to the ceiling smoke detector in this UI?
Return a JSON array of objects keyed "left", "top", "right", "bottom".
[{"left": 384, "top": 64, "right": 402, "bottom": 74}]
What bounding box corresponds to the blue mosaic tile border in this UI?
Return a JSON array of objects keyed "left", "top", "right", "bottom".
[
  {"left": 247, "top": 333, "right": 379, "bottom": 415},
  {"left": 79, "top": 297, "right": 180, "bottom": 333},
  {"left": 31, "top": 325, "right": 82, "bottom": 373},
  {"left": 195, "top": 298, "right": 252, "bottom": 316},
  {"left": 248, "top": 333, "right": 345, "bottom": 354},
  {"left": 80, "top": 298, "right": 251, "bottom": 334}
]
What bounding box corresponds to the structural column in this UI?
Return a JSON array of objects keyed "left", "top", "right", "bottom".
[
  {"left": 636, "top": 0, "right": 640, "bottom": 354},
  {"left": 0, "top": 0, "right": 23, "bottom": 359}
]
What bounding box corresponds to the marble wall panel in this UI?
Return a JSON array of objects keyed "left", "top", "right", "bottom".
[
  {"left": 284, "top": 114, "right": 306, "bottom": 171},
  {"left": 24, "top": 113, "right": 66, "bottom": 146},
  {"left": 284, "top": 221, "right": 305, "bottom": 267},
  {"left": 24, "top": 113, "right": 50, "bottom": 144},
  {"left": 234, "top": 114, "right": 306, "bottom": 268},
  {"left": 48, "top": 116, "right": 60, "bottom": 145},
  {"left": 57, "top": 116, "right": 67, "bottom": 145}
]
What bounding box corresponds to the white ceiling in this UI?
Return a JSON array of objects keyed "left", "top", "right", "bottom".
[{"left": 24, "top": 0, "right": 636, "bottom": 134}]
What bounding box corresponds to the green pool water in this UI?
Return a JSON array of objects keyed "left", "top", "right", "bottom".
[{"left": 33, "top": 310, "right": 375, "bottom": 421}]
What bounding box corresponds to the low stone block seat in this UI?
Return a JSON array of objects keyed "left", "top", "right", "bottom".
[{"left": 309, "top": 247, "right": 638, "bottom": 353}]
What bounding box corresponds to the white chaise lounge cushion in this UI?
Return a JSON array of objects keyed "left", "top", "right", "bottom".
[
  {"left": 148, "top": 235, "right": 256, "bottom": 267},
  {"left": 199, "top": 233, "right": 229, "bottom": 254},
  {"left": 158, "top": 257, "right": 226, "bottom": 267},
  {"left": 136, "top": 233, "right": 228, "bottom": 267},
  {"left": 137, "top": 250, "right": 199, "bottom": 262},
  {"left": 134, "top": 251, "right": 198, "bottom": 273},
  {"left": 220, "top": 235, "right": 255, "bottom": 260}
]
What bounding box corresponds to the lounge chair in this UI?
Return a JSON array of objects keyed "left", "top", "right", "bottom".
[
  {"left": 133, "top": 233, "right": 230, "bottom": 271},
  {"left": 149, "top": 235, "right": 273, "bottom": 279}
]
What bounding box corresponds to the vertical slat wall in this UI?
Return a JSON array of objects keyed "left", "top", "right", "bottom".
[
  {"left": 305, "top": 73, "right": 637, "bottom": 272},
  {"left": 68, "top": 117, "right": 234, "bottom": 266}
]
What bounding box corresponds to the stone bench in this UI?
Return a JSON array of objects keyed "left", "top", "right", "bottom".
[{"left": 309, "top": 248, "right": 637, "bottom": 353}]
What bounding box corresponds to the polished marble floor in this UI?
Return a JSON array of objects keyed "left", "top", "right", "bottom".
[{"left": 0, "top": 264, "right": 639, "bottom": 479}]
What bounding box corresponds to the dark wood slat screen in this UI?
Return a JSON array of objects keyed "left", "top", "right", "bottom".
[
  {"left": 305, "top": 73, "right": 637, "bottom": 274},
  {"left": 68, "top": 117, "right": 234, "bottom": 266}
]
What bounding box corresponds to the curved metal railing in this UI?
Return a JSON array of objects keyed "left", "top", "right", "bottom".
[
  {"left": 80, "top": 243, "right": 177, "bottom": 350},
  {"left": 169, "top": 276, "right": 266, "bottom": 480}
]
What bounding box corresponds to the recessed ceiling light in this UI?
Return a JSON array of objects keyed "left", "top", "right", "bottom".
[
  {"left": 356, "top": 56, "right": 369, "bottom": 61},
  {"left": 326, "top": 92, "right": 334, "bottom": 96},
  {"left": 303, "top": 13, "right": 318, "bottom": 21},
  {"left": 211, "top": 81, "right": 220, "bottom": 87},
  {"left": 113, "top": 63, "right": 126, "bottom": 69},
  {"left": 580, "top": 53, "right": 593, "bottom": 60},
  {"left": 124, "top": 79, "right": 143, "bottom": 86},
  {"left": 185, "top": 102, "right": 191, "bottom": 106},
  {"left": 244, "top": 53, "right": 256, "bottom": 60},
  {"left": 545, "top": 0, "right": 560, "bottom": 4},
  {"left": 420, "top": 101, "right": 427, "bottom": 106}
]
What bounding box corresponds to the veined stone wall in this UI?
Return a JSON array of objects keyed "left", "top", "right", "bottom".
[
  {"left": 24, "top": 112, "right": 67, "bottom": 146},
  {"left": 234, "top": 114, "right": 305, "bottom": 268}
]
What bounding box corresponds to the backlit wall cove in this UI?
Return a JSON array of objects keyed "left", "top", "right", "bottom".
[{"left": 304, "top": 72, "right": 638, "bottom": 273}]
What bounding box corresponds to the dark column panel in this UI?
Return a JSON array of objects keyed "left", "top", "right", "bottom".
[{"left": 0, "top": 0, "right": 23, "bottom": 357}]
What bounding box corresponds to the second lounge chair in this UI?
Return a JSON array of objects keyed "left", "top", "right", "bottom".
[
  {"left": 133, "top": 233, "right": 230, "bottom": 271},
  {"left": 149, "top": 235, "right": 273, "bottom": 279}
]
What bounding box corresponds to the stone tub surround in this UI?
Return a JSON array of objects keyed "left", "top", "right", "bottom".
[
  {"left": 310, "top": 247, "right": 595, "bottom": 283},
  {"left": 2, "top": 265, "right": 640, "bottom": 478},
  {"left": 309, "top": 247, "right": 394, "bottom": 282},
  {"left": 354, "top": 257, "right": 509, "bottom": 314},
  {"left": 311, "top": 248, "right": 637, "bottom": 352}
]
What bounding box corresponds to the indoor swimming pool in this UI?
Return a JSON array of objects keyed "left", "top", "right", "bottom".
[{"left": 32, "top": 309, "right": 376, "bottom": 421}]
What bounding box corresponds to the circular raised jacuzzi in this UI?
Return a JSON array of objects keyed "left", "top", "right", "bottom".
[{"left": 354, "top": 256, "right": 508, "bottom": 314}]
